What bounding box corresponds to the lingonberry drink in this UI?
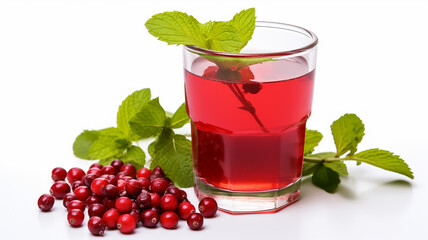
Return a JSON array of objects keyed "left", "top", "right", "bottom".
[{"left": 183, "top": 22, "right": 318, "bottom": 213}]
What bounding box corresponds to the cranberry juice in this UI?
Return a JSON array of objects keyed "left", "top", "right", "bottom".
[{"left": 185, "top": 58, "right": 314, "bottom": 192}]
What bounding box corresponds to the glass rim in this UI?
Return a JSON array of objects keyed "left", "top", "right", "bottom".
[{"left": 184, "top": 21, "right": 318, "bottom": 58}]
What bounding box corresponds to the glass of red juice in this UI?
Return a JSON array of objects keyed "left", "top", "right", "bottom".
[{"left": 183, "top": 22, "right": 318, "bottom": 214}]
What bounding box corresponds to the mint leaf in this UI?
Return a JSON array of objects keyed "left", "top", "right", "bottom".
[
  {"left": 145, "top": 11, "right": 206, "bottom": 48},
  {"left": 204, "top": 21, "right": 241, "bottom": 52},
  {"left": 73, "top": 130, "right": 100, "bottom": 160},
  {"left": 121, "top": 145, "right": 146, "bottom": 170},
  {"left": 304, "top": 129, "right": 323, "bottom": 155},
  {"left": 352, "top": 148, "right": 414, "bottom": 179},
  {"left": 302, "top": 162, "right": 321, "bottom": 176},
  {"left": 148, "top": 139, "right": 157, "bottom": 158},
  {"left": 228, "top": 8, "right": 256, "bottom": 50},
  {"left": 129, "top": 97, "right": 166, "bottom": 138},
  {"left": 323, "top": 161, "right": 348, "bottom": 176},
  {"left": 312, "top": 165, "right": 341, "bottom": 193},
  {"left": 331, "top": 113, "right": 365, "bottom": 157},
  {"left": 88, "top": 128, "right": 131, "bottom": 160},
  {"left": 117, "top": 89, "right": 151, "bottom": 140},
  {"left": 170, "top": 103, "right": 190, "bottom": 129},
  {"left": 98, "top": 158, "right": 116, "bottom": 166},
  {"left": 151, "top": 128, "right": 193, "bottom": 187}
]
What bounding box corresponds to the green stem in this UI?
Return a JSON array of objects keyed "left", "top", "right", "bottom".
[{"left": 303, "top": 156, "right": 361, "bottom": 163}]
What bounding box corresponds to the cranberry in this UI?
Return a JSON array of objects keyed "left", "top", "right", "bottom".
[
  {"left": 120, "top": 164, "right": 137, "bottom": 178},
  {"left": 178, "top": 202, "right": 196, "bottom": 220},
  {"left": 160, "top": 211, "right": 179, "bottom": 229},
  {"left": 89, "top": 163, "right": 103, "bottom": 169},
  {"left": 51, "top": 167, "right": 67, "bottom": 182},
  {"left": 67, "top": 168, "right": 85, "bottom": 184},
  {"left": 136, "top": 177, "right": 151, "bottom": 189},
  {"left": 129, "top": 209, "right": 140, "bottom": 225},
  {"left": 149, "top": 192, "right": 161, "bottom": 208},
  {"left": 117, "top": 179, "right": 126, "bottom": 192},
  {"left": 103, "top": 174, "right": 117, "bottom": 185},
  {"left": 131, "top": 201, "right": 139, "bottom": 211},
  {"left": 74, "top": 186, "right": 92, "bottom": 202},
  {"left": 67, "top": 209, "right": 85, "bottom": 227},
  {"left": 135, "top": 190, "right": 152, "bottom": 209},
  {"left": 202, "top": 66, "right": 218, "bottom": 78},
  {"left": 152, "top": 166, "right": 165, "bottom": 177},
  {"left": 137, "top": 168, "right": 151, "bottom": 179},
  {"left": 115, "top": 197, "right": 132, "bottom": 214},
  {"left": 110, "top": 159, "right": 124, "bottom": 172},
  {"left": 63, "top": 193, "right": 78, "bottom": 208},
  {"left": 198, "top": 197, "right": 218, "bottom": 217},
  {"left": 101, "top": 184, "right": 119, "bottom": 199},
  {"left": 91, "top": 178, "right": 108, "bottom": 196},
  {"left": 150, "top": 207, "right": 162, "bottom": 217},
  {"left": 50, "top": 181, "right": 71, "bottom": 199},
  {"left": 165, "top": 186, "right": 184, "bottom": 202},
  {"left": 102, "top": 198, "right": 116, "bottom": 210},
  {"left": 125, "top": 179, "right": 141, "bottom": 197},
  {"left": 101, "top": 165, "right": 116, "bottom": 175},
  {"left": 140, "top": 209, "right": 159, "bottom": 228},
  {"left": 71, "top": 180, "right": 85, "bottom": 191},
  {"left": 102, "top": 208, "right": 120, "bottom": 229},
  {"left": 86, "top": 195, "right": 102, "bottom": 206},
  {"left": 160, "top": 194, "right": 178, "bottom": 212},
  {"left": 181, "top": 190, "right": 188, "bottom": 199},
  {"left": 117, "top": 214, "right": 136, "bottom": 234},
  {"left": 150, "top": 178, "right": 169, "bottom": 195},
  {"left": 88, "top": 203, "right": 106, "bottom": 218},
  {"left": 238, "top": 66, "right": 255, "bottom": 81},
  {"left": 243, "top": 82, "right": 262, "bottom": 94},
  {"left": 187, "top": 213, "right": 204, "bottom": 230},
  {"left": 67, "top": 200, "right": 85, "bottom": 212},
  {"left": 120, "top": 190, "right": 129, "bottom": 198},
  {"left": 87, "top": 167, "right": 102, "bottom": 177},
  {"left": 82, "top": 173, "right": 98, "bottom": 188},
  {"left": 88, "top": 216, "right": 106, "bottom": 236},
  {"left": 148, "top": 174, "right": 163, "bottom": 182},
  {"left": 38, "top": 194, "right": 54, "bottom": 211}
]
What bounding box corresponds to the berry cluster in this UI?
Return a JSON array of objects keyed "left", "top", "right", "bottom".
[{"left": 37, "top": 160, "right": 218, "bottom": 235}]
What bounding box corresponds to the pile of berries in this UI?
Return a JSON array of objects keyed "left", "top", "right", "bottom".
[{"left": 37, "top": 160, "right": 218, "bottom": 235}]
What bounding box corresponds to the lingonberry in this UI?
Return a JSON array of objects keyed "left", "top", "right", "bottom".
[
  {"left": 165, "top": 186, "right": 184, "bottom": 202},
  {"left": 137, "top": 168, "right": 151, "bottom": 179},
  {"left": 63, "top": 193, "right": 78, "bottom": 208},
  {"left": 129, "top": 209, "right": 140, "bottom": 225},
  {"left": 101, "top": 165, "right": 116, "bottom": 175},
  {"left": 66, "top": 167, "right": 85, "bottom": 184},
  {"left": 51, "top": 167, "right": 67, "bottom": 182},
  {"left": 86, "top": 195, "right": 102, "bottom": 206},
  {"left": 87, "top": 167, "right": 102, "bottom": 177},
  {"left": 115, "top": 197, "right": 132, "bottom": 214},
  {"left": 160, "top": 194, "right": 178, "bottom": 212},
  {"left": 50, "top": 181, "right": 71, "bottom": 199},
  {"left": 88, "top": 216, "right": 106, "bottom": 236},
  {"left": 198, "top": 197, "right": 218, "bottom": 217},
  {"left": 136, "top": 177, "right": 151, "bottom": 189},
  {"left": 125, "top": 179, "right": 142, "bottom": 197},
  {"left": 102, "top": 197, "right": 116, "bottom": 210},
  {"left": 160, "top": 211, "right": 179, "bottom": 229},
  {"left": 117, "top": 214, "right": 136, "bottom": 234},
  {"left": 90, "top": 178, "right": 108, "bottom": 196},
  {"left": 71, "top": 180, "right": 84, "bottom": 191},
  {"left": 89, "top": 163, "right": 103, "bottom": 170},
  {"left": 82, "top": 173, "right": 98, "bottom": 188},
  {"left": 67, "top": 200, "right": 86, "bottom": 212},
  {"left": 151, "top": 166, "right": 165, "bottom": 177},
  {"left": 150, "top": 178, "right": 169, "bottom": 195},
  {"left": 135, "top": 190, "right": 152, "bottom": 209},
  {"left": 101, "top": 184, "right": 119, "bottom": 199},
  {"left": 149, "top": 192, "right": 161, "bottom": 208},
  {"left": 140, "top": 209, "right": 159, "bottom": 228},
  {"left": 187, "top": 213, "right": 204, "bottom": 230},
  {"left": 110, "top": 159, "right": 124, "bottom": 172},
  {"left": 88, "top": 203, "right": 106, "bottom": 218},
  {"left": 38, "top": 194, "right": 54, "bottom": 212},
  {"left": 102, "top": 208, "right": 120, "bottom": 229},
  {"left": 67, "top": 209, "right": 85, "bottom": 227},
  {"left": 74, "top": 186, "right": 92, "bottom": 202},
  {"left": 178, "top": 202, "right": 196, "bottom": 220}
]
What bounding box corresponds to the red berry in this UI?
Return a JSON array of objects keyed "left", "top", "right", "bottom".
[
  {"left": 50, "top": 181, "right": 71, "bottom": 199},
  {"left": 103, "top": 208, "right": 120, "bottom": 229},
  {"left": 129, "top": 209, "right": 140, "bottom": 225},
  {"left": 67, "top": 168, "right": 85, "bottom": 184},
  {"left": 140, "top": 209, "right": 159, "bottom": 228},
  {"left": 102, "top": 198, "right": 116, "bottom": 210},
  {"left": 149, "top": 192, "right": 161, "bottom": 208},
  {"left": 63, "top": 193, "right": 78, "bottom": 208},
  {"left": 120, "top": 164, "right": 136, "bottom": 178},
  {"left": 86, "top": 195, "right": 102, "bottom": 206},
  {"left": 160, "top": 194, "right": 178, "bottom": 212},
  {"left": 165, "top": 186, "right": 184, "bottom": 202},
  {"left": 150, "top": 207, "right": 162, "bottom": 217},
  {"left": 88, "top": 216, "right": 106, "bottom": 236},
  {"left": 87, "top": 167, "right": 102, "bottom": 177},
  {"left": 88, "top": 203, "right": 107, "bottom": 218},
  {"left": 102, "top": 174, "right": 118, "bottom": 185},
  {"left": 117, "top": 179, "right": 126, "bottom": 192},
  {"left": 82, "top": 173, "right": 98, "bottom": 188},
  {"left": 117, "top": 214, "right": 136, "bottom": 234},
  {"left": 198, "top": 197, "right": 218, "bottom": 217},
  {"left": 136, "top": 177, "right": 151, "bottom": 189},
  {"left": 115, "top": 197, "right": 132, "bottom": 214},
  {"left": 91, "top": 178, "right": 108, "bottom": 196},
  {"left": 67, "top": 200, "right": 85, "bottom": 212},
  {"left": 74, "top": 186, "right": 92, "bottom": 202},
  {"left": 187, "top": 213, "right": 204, "bottom": 230},
  {"left": 150, "top": 178, "right": 169, "bottom": 195},
  {"left": 202, "top": 66, "right": 219, "bottom": 79},
  {"left": 110, "top": 159, "right": 124, "bottom": 172},
  {"left": 51, "top": 167, "right": 67, "bottom": 182},
  {"left": 71, "top": 180, "right": 85, "bottom": 191},
  {"left": 101, "top": 184, "right": 119, "bottom": 199},
  {"left": 238, "top": 66, "right": 255, "bottom": 82},
  {"left": 178, "top": 202, "right": 196, "bottom": 220},
  {"left": 125, "top": 179, "right": 142, "bottom": 197},
  {"left": 135, "top": 190, "right": 152, "bottom": 209},
  {"left": 160, "top": 211, "right": 179, "bottom": 229},
  {"left": 101, "top": 165, "right": 116, "bottom": 175},
  {"left": 67, "top": 209, "right": 85, "bottom": 227},
  {"left": 38, "top": 194, "right": 54, "bottom": 211},
  {"left": 137, "top": 168, "right": 151, "bottom": 179},
  {"left": 89, "top": 163, "right": 103, "bottom": 169},
  {"left": 243, "top": 82, "right": 262, "bottom": 94},
  {"left": 152, "top": 166, "right": 165, "bottom": 177}
]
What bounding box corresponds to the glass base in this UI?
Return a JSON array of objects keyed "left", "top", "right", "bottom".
[{"left": 194, "top": 176, "right": 301, "bottom": 214}]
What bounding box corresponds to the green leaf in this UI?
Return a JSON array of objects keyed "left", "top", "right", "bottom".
[
  {"left": 228, "top": 8, "right": 256, "bottom": 50},
  {"left": 73, "top": 130, "right": 100, "bottom": 160},
  {"left": 312, "top": 165, "right": 341, "bottom": 193},
  {"left": 170, "top": 103, "right": 190, "bottom": 129},
  {"left": 98, "top": 157, "right": 117, "bottom": 166},
  {"left": 302, "top": 162, "right": 321, "bottom": 176},
  {"left": 145, "top": 11, "right": 207, "bottom": 48},
  {"left": 304, "top": 129, "right": 323, "bottom": 155},
  {"left": 204, "top": 21, "right": 241, "bottom": 52},
  {"left": 331, "top": 113, "right": 365, "bottom": 157},
  {"left": 129, "top": 97, "right": 166, "bottom": 138},
  {"left": 323, "top": 161, "right": 348, "bottom": 176},
  {"left": 121, "top": 146, "right": 146, "bottom": 170},
  {"left": 148, "top": 139, "right": 157, "bottom": 158},
  {"left": 151, "top": 128, "right": 193, "bottom": 187},
  {"left": 352, "top": 148, "right": 414, "bottom": 179},
  {"left": 117, "top": 89, "right": 151, "bottom": 140}
]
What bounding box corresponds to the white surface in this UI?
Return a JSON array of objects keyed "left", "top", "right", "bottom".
[{"left": 1, "top": 0, "right": 428, "bottom": 239}]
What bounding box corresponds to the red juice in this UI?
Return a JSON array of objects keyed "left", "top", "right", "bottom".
[{"left": 185, "top": 58, "right": 315, "bottom": 192}]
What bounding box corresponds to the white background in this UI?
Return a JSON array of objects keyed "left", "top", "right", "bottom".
[{"left": 1, "top": 0, "right": 427, "bottom": 239}]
